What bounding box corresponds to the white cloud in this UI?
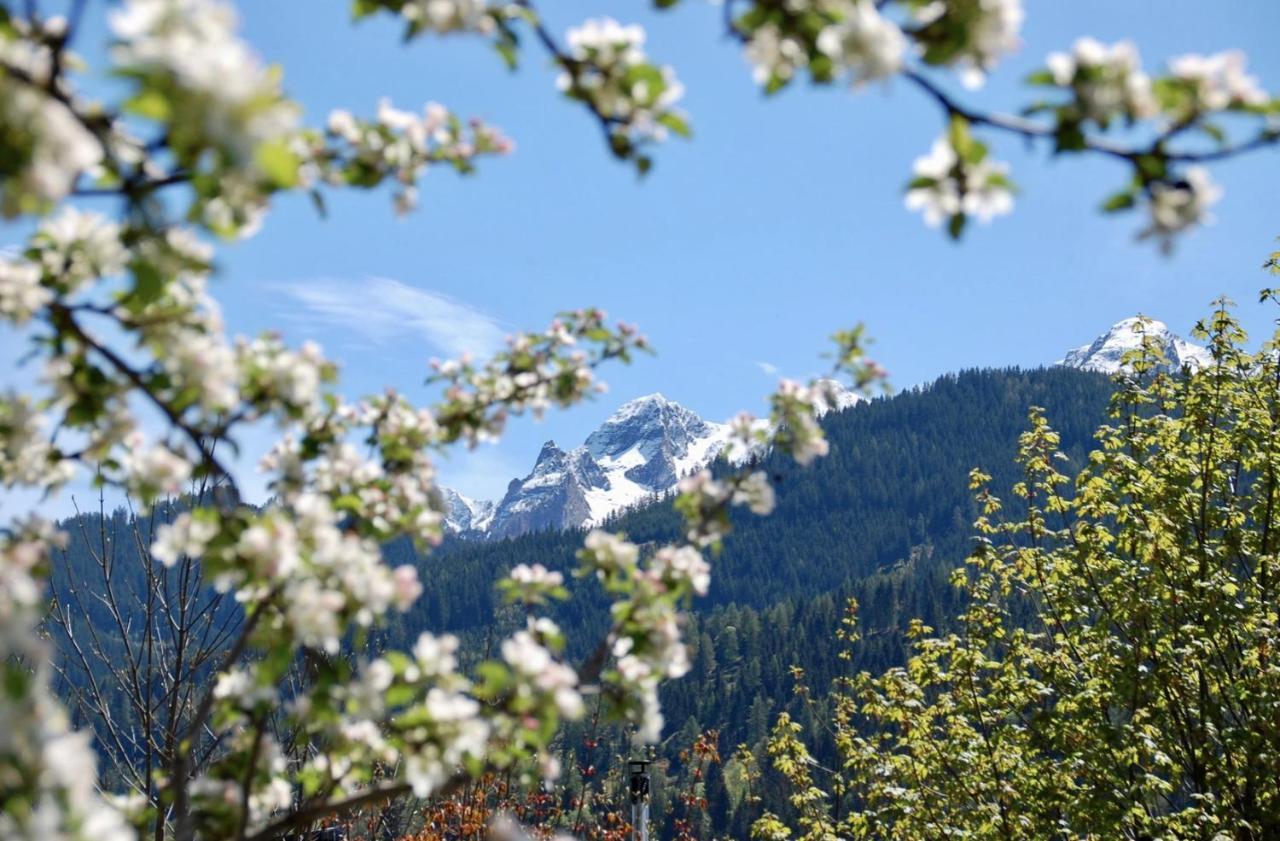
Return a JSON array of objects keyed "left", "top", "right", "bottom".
[
  {"left": 755, "top": 360, "right": 779, "bottom": 376},
  {"left": 275, "top": 276, "right": 507, "bottom": 360}
]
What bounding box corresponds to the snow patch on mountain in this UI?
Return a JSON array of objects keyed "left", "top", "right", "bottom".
[
  {"left": 813, "top": 378, "right": 864, "bottom": 416},
  {"left": 440, "top": 488, "right": 495, "bottom": 534}
]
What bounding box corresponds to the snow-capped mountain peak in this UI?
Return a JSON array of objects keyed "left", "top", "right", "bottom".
[
  {"left": 440, "top": 383, "right": 864, "bottom": 540},
  {"left": 813, "top": 378, "right": 864, "bottom": 416},
  {"left": 1058, "top": 317, "right": 1212, "bottom": 374}
]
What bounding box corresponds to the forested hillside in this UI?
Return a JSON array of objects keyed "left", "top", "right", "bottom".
[
  {"left": 389, "top": 366, "right": 1111, "bottom": 635},
  {"left": 48, "top": 365, "right": 1115, "bottom": 835}
]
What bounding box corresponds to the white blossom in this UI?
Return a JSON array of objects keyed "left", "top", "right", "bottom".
[
  {"left": 501, "top": 630, "right": 583, "bottom": 719},
  {"left": 0, "top": 258, "right": 50, "bottom": 323},
  {"left": 582, "top": 528, "right": 640, "bottom": 573},
  {"left": 733, "top": 470, "right": 777, "bottom": 517},
  {"left": 915, "top": 0, "right": 1024, "bottom": 89},
  {"left": 510, "top": 563, "right": 564, "bottom": 588},
  {"left": 744, "top": 24, "right": 809, "bottom": 86},
  {"left": 559, "top": 19, "right": 686, "bottom": 145},
  {"left": 399, "top": 0, "right": 494, "bottom": 35},
  {"left": 1045, "top": 38, "right": 1157, "bottom": 124},
  {"left": 122, "top": 434, "right": 192, "bottom": 499},
  {"left": 1, "top": 520, "right": 132, "bottom": 841},
  {"left": 816, "top": 2, "right": 907, "bottom": 87},
  {"left": 413, "top": 632, "right": 460, "bottom": 677},
  {"left": 392, "top": 564, "right": 423, "bottom": 610},
  {"left": 0, "top": 32, "right": 102, "bottom": 213},
  {"left": 649, "top": 545, "right": 712, "bottom": 596},
  {"left": 150, "top": 513, "right": 219, "bottom": 567},
  {"left": 1169, "top": 50, "right": 1269, "bottom": 112},
  {"left": 904, "top": 136, "right": 1014, "bottom": 227},
  {"left": 110, "top": 0, "right": 299, "bottom": 163},
  {"left": 0, "top": 395, "right": 72, "bottom": 488},
  {"left": 1138, "top": 166, "right": 1223, "bottom": 254},
  {"left": 33, "top": 209, "right": 129, "bottom": 292}
]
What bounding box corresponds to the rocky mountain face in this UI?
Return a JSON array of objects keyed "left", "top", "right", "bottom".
[
  {"left": 439, "top": 488, "right": 495, "bottom": 534},
  {"left": 444, "top": 385, "right": 861, "bottom": 540},
  {"left": 1058, "top": 317, "right": 1212, "bottom": 374}
]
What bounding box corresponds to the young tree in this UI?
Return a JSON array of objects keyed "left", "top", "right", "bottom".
[
  {"left": 45, "top": 483, "right": 242, "bottom": 821},
  {"left": 755, "top": 303, "right": 1280, "bottom": 839}
]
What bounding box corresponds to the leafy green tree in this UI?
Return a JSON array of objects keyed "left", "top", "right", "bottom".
[{"left": 755, "top": 303, "right": 1280, "bottom": 839}]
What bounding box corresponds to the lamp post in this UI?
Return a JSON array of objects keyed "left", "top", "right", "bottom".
[{"left": 628, "top": 758, "right": 652, "bottom": 841}]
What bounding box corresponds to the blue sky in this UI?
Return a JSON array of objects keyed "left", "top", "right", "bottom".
[{"left": 7, "top": 1, "right": 1280, "bottom": 507}]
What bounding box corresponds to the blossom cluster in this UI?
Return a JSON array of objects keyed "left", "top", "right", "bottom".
[
  {"left": 110, "top": 0, "right": 301, "bottom": 238},
  {"left": 0, "top": 394, "right": 73, "bottom": 489},
  {"left": 726, "top": 2, "right": 1273, "bottom": 248},
  {"left": 1138, "top": 167, "right": 1224, "bottom": 255},
  {"left": 904, "top": 127, "right": 1014, "bottom": 235},
  {"left": 315, "top": 100, "right": 514, "bottom": 214},
  {"left": 577, "top": 530, "right": 693, "bottom": 742},
  {"left": 354, "top": 0, "right": 499, "bottom": 40},
  {"left": 1167, "top": 50, "right": 1270, "bottom": 116},
  {"left": 741, "top": 0, "right": 1024, "bottom": 93},
  {"left": 1042, "top": 38, "right": 1157, "bottom": 127},
  {"left": 499, "top": 562, "right": 568, "bottom": 606},
  {"left": 908, "top": 0, "right": 1024, "bottom": 89},
  {"left": 743, "top": 24, "right": 811, "bottom": 88},
  {"left": 556, "top": 18, "right": 690, "bottom": 164},
  {"left": 0, "top": 19, "right": 101, "bottom": 216},
  {"left": 429, "top": 308, "right": 650, "bottom": 447},
  {"left": 815, "top": 2, "right": 907, "bottom": 88},
  {"left": 0, "top": 520, "right": 135, "bottom": 840}
]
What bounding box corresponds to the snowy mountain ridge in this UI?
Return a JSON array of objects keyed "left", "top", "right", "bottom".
[
  {"left": 1057, "top": 316, "right": 1212, "bottom": 375},
  {"left": 444, "top": 382, "right": 862, "bottom": 540},
  {"left": 441, "top": 316, "right": 1203, "bottom": 541}
]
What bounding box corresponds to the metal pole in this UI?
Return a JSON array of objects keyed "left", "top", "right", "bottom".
[{"left": 628, "top": 759, "right": 651, "bottom": 841}]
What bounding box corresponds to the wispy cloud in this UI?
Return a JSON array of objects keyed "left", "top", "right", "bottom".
[
  {"left": 755, "top": 360, "right": 779, "bottom": 376},
  {"left": 276, "top": 276, "right": 507, "bottom": 360}
]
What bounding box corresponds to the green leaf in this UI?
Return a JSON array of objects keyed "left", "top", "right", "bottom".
[
  {"left": 1100, "top": 190, "right": 1136, "bottom": 213},
  {"left": 495, "top": 40, "right": 518, "bottom": 71},
  {"left": 962, "top": 138, "right": 989, "bottom": 165},
  {"left": 658, "top": 112, "right": 692, "bottom": 138},
  {"left": 1135, "top": 153, "right": 1168, "bottom": 181},
  {"left": 1025, "top": 69, "right": 1057, "bottom": 87},
  {"left": 947, "top": 115, "right": 973, "bottom": 159},
  {"left": 1198, "top": 121, "right": 1227, "bottom": 146},
  {"left": 255, "top": 141, "right": 301, "bottom": 189},
  {"left": 130, "top": 262, "right": 165, "bottom": 308},
  {"left": 124, "top": 88, "right": 172, "bottom": 122},
  {"left": 947, "top": 213, "right": 967, "bottom": 241},
  {"left": 808, "top": 55, "right": 836, "bottom": 85}
]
